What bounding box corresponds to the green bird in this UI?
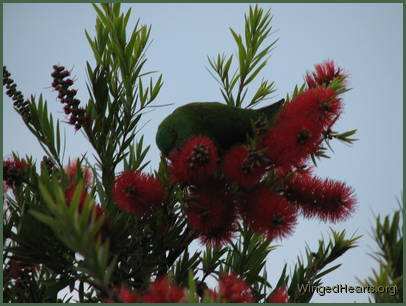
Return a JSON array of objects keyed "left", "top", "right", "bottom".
[{"left": 156, "top": 99, "right": 284, "bottom": 156}]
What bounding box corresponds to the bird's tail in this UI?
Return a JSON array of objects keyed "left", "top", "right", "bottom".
[{"left": 257, "top": 98, "right": 284, "bottom": 120}]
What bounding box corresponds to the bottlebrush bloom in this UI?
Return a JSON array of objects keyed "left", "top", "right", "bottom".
[
  {"left": 185, "top": 181, "right": 238, "bottom": 247},
  {"left": 169, "top": 136, "right": 218, "bottom": 184},
  {"left": 51, "top": 65, "right": 90, "bottom": 130},
  {"left": 3, "top": 157, "right": 28, "bottom": 189},
  {"left": 212, "top": 273, "right": 254, "bottom": 303},
  {"left": 3, "top": 67, "right": 31, "bottom": 123},
  {"left": 143, "top": 276, "right": 186, "bottom": 303},
  {"left": 285, "top": 173, "right": 356, "bottom": 222},
  {"left": 282, "top": 87, "right": 342, "bottom": 129},
  {"left": 223, "top": 145, "right": 267, "bottom": 188},
  {"left": 305, "top": 60, "right": 347, "bottom": 89},
  {"left": 292, "top": 87, "right": 343, "bottom": 128},
  {"left": 268, "top": 287, "right": 289, "bottom": 303},
  {"left": 112, "top": 171, "right": 164, "bottom": 216},
  {"left": 65, "top": 159, "right": 93, "bottom": 186},
  {"left": 104, "top": 286, "right": 140, "bottom": 303},
  {"left": 262, "top": 116, "right": 323, "bottom": 168},
  {"left": 244, "top": 185, "right": 297, "bottom": 240}
]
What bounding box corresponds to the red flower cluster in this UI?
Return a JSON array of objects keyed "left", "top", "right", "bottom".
[
  {"left": 305, "top": 60, "right": 347, "bottom": 89},
  {"left": 143, "top": 277, "right": 186, "bottom": 303},
  {"left": 268, "top": 287, "right": 289, "bottom": 303},
  {"left": 262, "top": 87, "right": 341, "bottom": 168},
  {"left": 166, "top": 61, "right": 355, "bottom": 245},
  {"left": 208, "top": 273, "right": 254, "bottom": 303},
  {"left": 106, "top": 277, "right": 185, "bottom": 303},
  {"left": 3, "top": 157, "right": 27, "bottom": 190},
  {"left": 170, "top": 136, "right": 218, "bottom": 184},
  {"left": 244, "top": 186, "right": 297, "bottom": 240},
  {"left": 223, "top": 145, "right": 267, "bottom": 188},
  {"left": 285, "top": 172, "right": 356, "bottom": 222},
  {"left": 112, "top": 170, "right": 164, "bottom": 216},
  {"left": 185, "top": 181, "right": 238, "bottom": 247}
]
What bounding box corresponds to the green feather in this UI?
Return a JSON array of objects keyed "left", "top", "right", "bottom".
[{"left": 156, "top": 100, "right": 284, "bottom": 156}]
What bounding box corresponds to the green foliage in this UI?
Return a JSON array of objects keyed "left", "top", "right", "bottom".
[
  {"left": 276, "top": 229, "right": 361, "bottom": 303},
  {"left": 220, "top": 225, "right": 275, "bottom": 301},
  {"left": 358, "top": 200, "right": 403, "bottom": 303},
  {"left": 84, "top": 3, "right": 163, "bottom": 210},
  {"left": 208, "top": 5, "right": 276, "bottom": 108},
  {"left": 31, "top": 178, "right": 114, "bottom": 289}
]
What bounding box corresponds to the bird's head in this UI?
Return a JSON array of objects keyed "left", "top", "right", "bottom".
[{"left": 156, "top": 120, "right": 178, "bottom": 157}]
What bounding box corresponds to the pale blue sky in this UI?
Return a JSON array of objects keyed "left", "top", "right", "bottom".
[{"left": 3, "top": 3, "right": 403, "bottom": 303}]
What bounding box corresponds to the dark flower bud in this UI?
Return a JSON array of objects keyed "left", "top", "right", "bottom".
[
  {"left": 3, "top": 70, "right": 11, "bottom": 78},
  {"left": 51, "top": 71, "right": 60, "bottom": 78},
  {"left": 72, "top": 108, "right": 85, "bottom": 116},
  {"left": 6, "top": 83, "right": 16, "bottom": 90},
  {"left": 58, "top": 91, "right": 66, "bottom": 99},
  {"left": 22, "top": 114, "right": 31, "bottom": 123},
  {"left": 53, "top": 65, "right": 65, "bottom": 72},
  {"left": 64, "top": 105, "right": 71, "bottom": 114},
  {"left": 41, "top": 156, "right": 55, "bottom": 174},
  {"left": 66, "top": 89, "right": 77, "bottom": 97},
  {"left": 63, "top": 79, "right": 74, "bottom": 87},
  {"left": 6, "top": 88, "right": 16, "bottom": 96},
  {"left": 60, "top": 70, "right": 70, "bottom": 78},
  {"left": 71, "top": 99, "right": 80, "bottom": 107},
  {"left": 4, "top": 78, "right": 13, "bottom": 85}
]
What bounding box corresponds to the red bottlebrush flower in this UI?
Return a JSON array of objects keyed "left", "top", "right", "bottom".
[
  {"left": 215, "top": 273, "right": 254, "bottom": 303},
  {"left": 143, "top": 276, "right": 186, "bottom": 303},
  {"left": 283, "top": 87, "right": 342, "bottom": 128},
  {"left": 261, "top": 87, "right": 343, "bottom": 168},
  {"left": 3, "top": 157, "right": 28, "bottom": 188},
  {"left": 305, "top": 60, "right": 347, "bottom": 89},
  {"left": 268, "top": 287, "right": 289, "bottom": 303},
  {"left": 169, "top": 136, "right": 218, "bottom": 184},
  {"left": 244, "top": 185, "right": 297, "bottom": 240},
  {"left": 65, "top": 159, "right": 93, "bottom": 186},
  {"left": 185, "top": 181, "right": 238, "bottom": 248},
  {"left": 104, "top": 286, "right": 140, "bottom": 303},
  {"left": 112, "top": 170, "right": 164, "bottom": 216},
  {"left": 223, "top": 145, "right": 267, "bottom": 188},
  {"left": 262, "top": 116, "right": 323, "bottom": 168},
  {"left": 285, "top": 173, "right": 356, "bottom": 222}
]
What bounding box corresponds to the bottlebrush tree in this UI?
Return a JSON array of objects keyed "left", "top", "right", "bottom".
[
  {"left": 3, "top": 4, "right": 361, "bottom": 303},
  {"left": 357, "top": 199, "right": 403, "bottom": 303}
]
